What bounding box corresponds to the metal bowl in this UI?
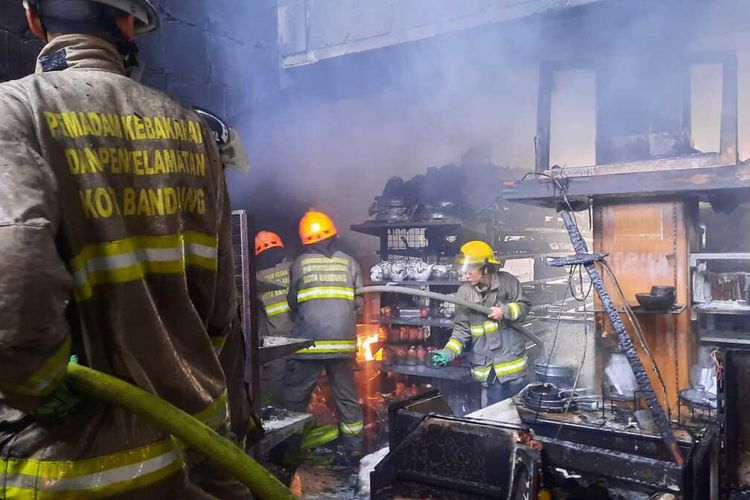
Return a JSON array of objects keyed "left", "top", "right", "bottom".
[
  {"left": 636, "top": 293, "right": 676, "bottom": 311},
  {"left": 650, "top": 286, "right": 676, "bottom": 297}
]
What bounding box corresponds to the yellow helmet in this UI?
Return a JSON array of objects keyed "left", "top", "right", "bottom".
[{"left": 457, "top": 240, "right": 498, "bottom": 271}]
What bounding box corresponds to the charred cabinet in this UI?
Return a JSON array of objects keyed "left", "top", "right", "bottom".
[{"left": 593, "top": 200, "right": 699, "bottom": 413}]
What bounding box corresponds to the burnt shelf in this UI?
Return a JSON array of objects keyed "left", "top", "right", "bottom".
[
  {"left": 367, "top": 361, "right": 473, "bottom": 382},
  {"left": 350, "top": 220, "right": 462, "bottom": 237},
  {"left": 694, "top": 301, "right": 750, "bottom": 316},
  {"left": 503, "top": 162, "right": 750, "bottom": 208},
  {"left": 591, "top": 305, "right": 686, "bottom": 315}
]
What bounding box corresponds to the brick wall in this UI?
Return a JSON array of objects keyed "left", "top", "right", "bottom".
[
  {"left": 0, "top": 1, "right": 44, "bottom": 81},
  {"left": 140, "top": 0, "right": 280, "bottom": 118},
  {"left": 0, "top": 0, "right": 280, "bottom": 117}
]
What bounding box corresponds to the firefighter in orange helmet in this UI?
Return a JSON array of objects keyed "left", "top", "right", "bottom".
[
  {"left": 255, "top": 230, "right": 293, "bottom": 406},
  {"left": 285, "top": 210, "right": 365, "bottom": 463}
]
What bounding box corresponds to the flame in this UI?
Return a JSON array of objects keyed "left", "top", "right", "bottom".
[{"left": 357, "top": 333, "right": 380, "bottom": 361}]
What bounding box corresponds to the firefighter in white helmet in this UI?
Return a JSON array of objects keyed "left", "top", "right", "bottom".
[{"left": 0, "top": 1, "right": 250, "bottom": 497}]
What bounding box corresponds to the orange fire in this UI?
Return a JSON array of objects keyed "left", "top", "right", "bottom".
[{"left": 356, "top": 325, "right": 383, "bottom": 361}]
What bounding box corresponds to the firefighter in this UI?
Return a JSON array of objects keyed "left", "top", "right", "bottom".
[
  {"left": 433, "top": 241, "right": 532, "bottom": 405},
  {"left": 285, "top": 210, "right": 365, "bottom": 462},
  {"left": 0, "top": 1, "right": 249, "bottom": 498},
  {"left": 255, "top": 230, "right": 293, "bottom": 406}
]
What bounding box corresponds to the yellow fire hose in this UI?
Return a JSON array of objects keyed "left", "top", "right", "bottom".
[{"left": 65, "top": 364, "right": 295, "bottom": 500}]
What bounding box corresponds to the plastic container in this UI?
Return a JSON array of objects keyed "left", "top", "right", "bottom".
[{"left": 406, "top": 346, "right": 418, "bottom": 366}]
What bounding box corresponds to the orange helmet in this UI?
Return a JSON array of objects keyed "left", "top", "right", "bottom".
[
  {"left": 255, "top": 230, "right": 284, "bottom": 255},
  {"left": 299, "top": 210, "right": 337, "bottom": 245}
]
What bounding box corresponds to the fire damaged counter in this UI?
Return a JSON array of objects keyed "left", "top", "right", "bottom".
[
  {"left": 371, "top": 390, "right": 719, "bottom": 499},
  {"left": 519, "top": 409, "right": 717, "bottom": 497}
]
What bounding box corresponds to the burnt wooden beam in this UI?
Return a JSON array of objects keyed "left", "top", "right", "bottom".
[{"left": 503, "top": 163, "right": 750, "bottom": 207}]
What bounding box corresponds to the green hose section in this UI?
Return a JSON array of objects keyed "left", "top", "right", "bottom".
[
  {"left": 356, "top": 285, "right": 544, "bottom": 348},
  {"left": 65, "top": 364, "right": 295, "bottom": 500}
]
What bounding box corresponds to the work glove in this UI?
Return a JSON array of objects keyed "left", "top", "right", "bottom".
[
  {"left": 432, "top": 349, "right": 455, "bottom": 367},
  {"left": 219, "top": 128, "right": 250, "bottom": 174},
  {"left": 30, "top": 356, "right": 85, "bottom": 424}
]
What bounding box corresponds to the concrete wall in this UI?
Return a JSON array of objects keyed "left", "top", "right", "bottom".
[{"left": 278, "top": 0, "right": 602, "bottom": 67}]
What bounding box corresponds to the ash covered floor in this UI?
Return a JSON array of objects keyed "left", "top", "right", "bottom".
[{"left": 290, "top": 465, "right": 360, "bottom": 499}]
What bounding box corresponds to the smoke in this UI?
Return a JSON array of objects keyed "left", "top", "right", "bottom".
[
  {"left": 224, "top": 1, "right": 749, "bottom": 258},
  {"left": 224, "top": 11, "right": 550, "bottom": 253}
]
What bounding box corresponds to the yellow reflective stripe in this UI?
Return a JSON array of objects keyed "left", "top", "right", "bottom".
[
  {"left": 69, "top": 232, "right": 218, "bottom": 301},
  {"left": 507, "top": 302, "right": 523, "bottom": 321},
  {"left": 296, "top": 340, "right": 356, "bottom": 355},
  {"left": 2, "top": 337, "right": 72, "bottom": 397},
  {"left": 192, "top": 391, "right": 229, "bottom": 430},
  {"left": 471, "top": 365, "right": 492, "bottom": 382},
  {"left": 340, "top": 420, "right": 364, "bottom": 435},
  {"left": 301, "top": 424, "right": 339, "bottom": 450},
  {"left": 483, "top": 320, "right": 499, "bottom": 333},
  {"left": 297, "top": 286, "right": 354, "bottom": 302},
  {"left": 210, "top": 336, "right": 226, "bottom": 354},
  {"left": 445, "top": 338, "right": 464, "bottom": 355},
  {"left": 494, "top": 356, "right": 528, "bottom": 376},
  {"left": 471, "top": 321, "right": 498, "bottom": 338},
  {"left": 264, "top": 301, "right": 291, "bottom": 317},
  {"left": 3, "top": 439, "right": 182, "bottom": 498},
  {"left": 301, "top": 264, "right": 349, "bottom": 272},
  {"left": 301, "top": 257, "right": 349, "bottom": 265}
]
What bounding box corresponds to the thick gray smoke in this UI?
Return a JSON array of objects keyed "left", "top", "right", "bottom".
[{"left": 225, "top": 1, "right": 750, "bottom": 255}]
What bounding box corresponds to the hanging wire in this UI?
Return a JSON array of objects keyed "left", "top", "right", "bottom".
[
  {"left": 532, "top": 264, "right": 575, "bottom": 424},
  {"left": 600, "top": 260, "right": 671, "bottom": 416},
  {"left": 522, "top": 169, "right": 666, "bottom": 425}
]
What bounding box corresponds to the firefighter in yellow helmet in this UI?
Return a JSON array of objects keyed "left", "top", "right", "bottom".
[
  {"left": 285, "top": 210, "right": 365, "bottom": 463},
  {"left": 255, "top": 230, "right": 293, "bottom": 406},
  {"left": 433, "top": 241, "right": 532, "bottom": 405},
  {"left": 0, "top": 1, "right": 250, "bottom": 497}
]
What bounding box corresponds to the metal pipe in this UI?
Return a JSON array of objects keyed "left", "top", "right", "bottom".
[
  {"left": 559, "top": 211, "right": 683, "bottom": 465},
  {"left": 355, "top": 285, "right": 544, "bottom": 348}
]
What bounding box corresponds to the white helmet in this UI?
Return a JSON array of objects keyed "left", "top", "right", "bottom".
[{"left": 23, "top": 0, "right": 159, "bottom": 33}]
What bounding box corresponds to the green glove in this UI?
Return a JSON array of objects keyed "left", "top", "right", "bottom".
[
  {"left": 31, "top": 382, "right": 85, "bottom": 423},
  {"left": 31, "top": 356, "right": 85, "bottom": 423},
  {"left": 432, "top": 349, "right": 455, "bottom": 367}
]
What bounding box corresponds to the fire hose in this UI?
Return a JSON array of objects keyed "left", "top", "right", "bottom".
[
  {"left": 355, "top": 286, "right": 544, "bottom": 349},
  {"left": 65, "top": 364, "right": 295, "bottom": 500}
]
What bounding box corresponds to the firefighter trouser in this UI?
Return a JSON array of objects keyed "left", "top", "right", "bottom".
[
  {"left": 260, "top": 357, "right": 287, "bottom": 406},
  {"left": 284, "top": 358, "right": 364, "bottom": 446},
  {"left": 485, "top": 376, "right": 527, "bottom": 406}
]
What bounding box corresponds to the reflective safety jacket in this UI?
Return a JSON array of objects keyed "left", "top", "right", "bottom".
[
  {"left": 0, "top": 35, "right": 242, "bottom": 498},
  {"left": 287, "top": 249, "right": 363, "bottom": 359},
  {"left": 445, "top": 272, "right": 531, "bottom": 384},
  {"left": 257, "top": 261, "right": 293, "bottom": 337}
]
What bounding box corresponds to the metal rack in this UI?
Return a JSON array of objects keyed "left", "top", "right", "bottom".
[
  {"left": 231, "top": 210, "right": 314, "bottom": 453},
  {"left": 690, "top": 252, "right": 750, "bottom": 349}
]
